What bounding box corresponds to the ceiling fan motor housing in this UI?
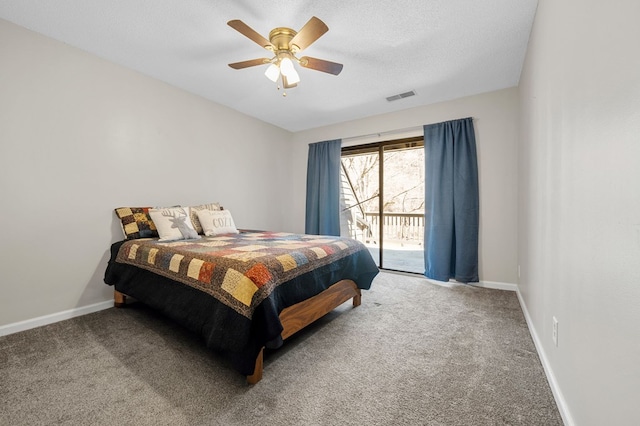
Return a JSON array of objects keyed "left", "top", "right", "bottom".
[{"left": 269, "top": 27, "right": 298, "bottom": 51}]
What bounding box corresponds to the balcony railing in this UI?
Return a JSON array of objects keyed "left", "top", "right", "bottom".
[{"left": 363, "top": 212, "right": 424, "bottom": 244}]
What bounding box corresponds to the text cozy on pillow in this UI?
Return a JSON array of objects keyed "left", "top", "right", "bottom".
[{"left": 196, "top": 209, "right": 239, "bottom": 236}]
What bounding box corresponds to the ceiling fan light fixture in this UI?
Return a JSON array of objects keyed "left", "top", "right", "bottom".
[
  {"left": 285, "top": 66, "right": 300, "bottom": 84},
  {"left": 279, "top": 56, "right": 300, "bottom": 85},
  {"left": 279, "top": 57, "right": 295, "bottom": 76},
  {"left": 264, "top": 63, "right": 280, "bottom": 82}
]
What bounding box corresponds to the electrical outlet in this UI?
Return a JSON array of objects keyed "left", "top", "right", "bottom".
[{"left": 552, "top": 317, "right": 558, "bottom": 346}]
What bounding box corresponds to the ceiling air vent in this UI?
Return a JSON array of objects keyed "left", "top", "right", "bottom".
[{"left": 386, "top": 90, "right": 416, "bottom": 102}]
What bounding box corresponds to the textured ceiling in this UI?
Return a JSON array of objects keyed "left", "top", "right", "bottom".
[{"left": 0, "top": 0, "right": 538, "bottom": 132}]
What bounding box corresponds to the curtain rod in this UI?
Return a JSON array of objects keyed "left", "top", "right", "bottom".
[
  {"left": 341, "top": 117, "right": 475, "bottom": 143},
  {"left": 341, "top": 125, "right": 423, "bottom": 142}
]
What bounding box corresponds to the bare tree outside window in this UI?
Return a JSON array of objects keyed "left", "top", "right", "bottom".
[{"left": 341, "top": 143, "right": 425, "bottom": 273}]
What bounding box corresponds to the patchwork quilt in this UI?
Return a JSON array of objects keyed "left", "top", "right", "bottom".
[{"left": 116, "top": 232, "right": 366, "bottom": 319}]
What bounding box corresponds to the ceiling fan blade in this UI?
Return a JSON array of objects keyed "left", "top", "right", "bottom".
[
  {"left": 289, "top": 16, "right": 328, "bottom": 52},
  {"left": 228, "top": 58, "right": 271, "bottom": 69},
  {"left": 299, "top": 56, "right": 343, "bottom": 75},
  {"left": 227, "top": 20, "right": 274, "bottom": 50},
  {"left": 282, "top": 75, "right": 298, "bottom": 89}
]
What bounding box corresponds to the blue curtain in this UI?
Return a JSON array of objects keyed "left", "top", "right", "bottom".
[
  {"left": 423, "top": 118, "right": 479, "bottom": 282},
  {"left": 305, "top": 139, "right": 342, "bottom": 236}
]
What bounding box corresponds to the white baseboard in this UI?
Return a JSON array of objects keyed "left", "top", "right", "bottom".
[
  {"left": 516, "top": 288, "right": 575, "bottom": 426},
  {"left": 423, "top": 276, "right": 518, "bottom": 292},
  {"left": 472, "top": 280, "right": 518, "bottom": 292},
  {"left": 0, "top": 300, "right": 113, "bottom": 337}
]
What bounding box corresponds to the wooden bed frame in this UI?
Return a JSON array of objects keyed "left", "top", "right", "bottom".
[{"left": 113, "top": 279, "right": 361, "bottom": 384}]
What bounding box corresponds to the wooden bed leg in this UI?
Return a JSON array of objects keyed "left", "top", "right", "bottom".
[
  {"left": 353, "top": 290, "right": 362, "bottom": 307},
  {"left": 246, "top": 347, "right": 264, "bottom": 385},
  {"left": 114, "top": 290, "right": 127, "bottom": 308}
]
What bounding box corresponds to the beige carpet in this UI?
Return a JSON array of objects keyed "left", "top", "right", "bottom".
[{"left": 0, "top": 272, "right": 562, "bottom": 425}]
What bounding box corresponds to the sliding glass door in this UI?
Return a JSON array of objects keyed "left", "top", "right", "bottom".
[
  {"left": 340, "top": 138, "right": 425, "bottom": 274},
  {"left": 340, "top": 148, "right": 380, "bottom": 265}
]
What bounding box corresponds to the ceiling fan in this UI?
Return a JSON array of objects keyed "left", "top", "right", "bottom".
[{"left": 227, "top": 16, "right": 343, "bottom": 92}]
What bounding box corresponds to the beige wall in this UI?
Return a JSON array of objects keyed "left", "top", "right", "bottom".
[
  {"left": 291, "top": 88, "right": 520, "bottom": 285},
  {"left": 518, "top": 0, "right": 640, "bottom": 424},
  {"left": 0, "top": 19, "right": 292, "bottom": 327}
]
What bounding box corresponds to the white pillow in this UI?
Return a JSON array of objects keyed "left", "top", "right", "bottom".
[
  {"left": 196, "top": 209, "right": 239, "bottom": 236},
  {"left": 148, "top": 207, "right": 201, "bottom": 241}
]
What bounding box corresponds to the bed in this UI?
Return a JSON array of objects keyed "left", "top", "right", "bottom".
[{"left": 104, "top": 208, "right": 379, "bottom": 384}]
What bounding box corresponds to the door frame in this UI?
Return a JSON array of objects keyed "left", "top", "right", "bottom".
[{"left": 341, "top": 136, "right": 424, "bottom": 271}]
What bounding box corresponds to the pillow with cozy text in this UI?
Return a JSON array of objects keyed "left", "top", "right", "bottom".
[{"left": 196, "top": 209, "right": 239, "bottom": 236}]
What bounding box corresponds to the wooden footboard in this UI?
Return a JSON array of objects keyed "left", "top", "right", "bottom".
[
  {"left": 113, "top": 281, "right": 362, "bottom": 385},
  {"left": 246, "top": 279, "right": 361, "bottom": 384}
]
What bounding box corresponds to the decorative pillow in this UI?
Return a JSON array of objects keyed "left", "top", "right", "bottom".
[
  {"left": 114, "top": 207, "right": 159, "bottom": 239},
  {"left": 196, "top": 209, "right": 239, "bottom": 236},
  {"left": 148, "top": 207, "right": 201, "bottom": 241},
  {"left": 189, "top": 202, "right": 222, "bottom": 234}
]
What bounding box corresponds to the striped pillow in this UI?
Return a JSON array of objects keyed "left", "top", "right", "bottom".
[{"left": 189, "top": 202, "right": 222, "bottom": 234}]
